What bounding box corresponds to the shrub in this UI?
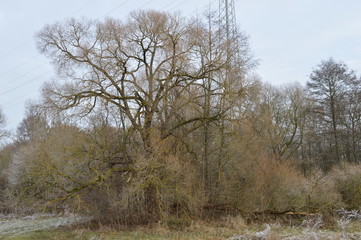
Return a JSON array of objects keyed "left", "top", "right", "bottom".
[
  {"left": 304, "top": 169, "right": 343, "bottom": 213},
  {"left": 330, "top": 163, "right": 361, "bottom": 210},
  {"left": 225, "top": 155, "right": 307, "bottom": 213},
  {"left": 225, "top": 154, "right": 343, "bottom": 214}
]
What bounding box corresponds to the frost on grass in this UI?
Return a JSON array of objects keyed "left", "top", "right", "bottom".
[
  {"left": 336, "top": 208, "right": 361, "bottom": 221},
  {"left": 227, "top": 214, "right": 361, "bottom": 240},
  {"left": 0, "top": 214, "right": 85, "bottom": 236},
  {"left": 228, "top": 224, "right": 271, "bottom": 240}
]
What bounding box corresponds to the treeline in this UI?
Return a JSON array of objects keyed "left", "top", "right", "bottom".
[{"left": 0, "top": 10, "right": 361, "bottom": 225}]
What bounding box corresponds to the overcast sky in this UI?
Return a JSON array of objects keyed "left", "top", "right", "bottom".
[{"left": 1, "top": 0, "right": 361, "bottom": 131}]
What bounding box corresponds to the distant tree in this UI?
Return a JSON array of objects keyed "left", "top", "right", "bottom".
[
  {"left": 340, "top": 74, "right": 361, "bottom": 162},
  {"left": 250, "top": 83, "right": 308, "bottom": 159},
  {"left": 16, "top": 104, "right": 49, "bottom": 143},
  {"left": 307, "top": 58, "right": 359, "bottom": 164},
  {"left": 0, "top": 107, "right": 7, "bottom": 140}
]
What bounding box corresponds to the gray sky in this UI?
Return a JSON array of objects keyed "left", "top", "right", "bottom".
[{"left": 1, "top": 0, "right": 361, "bottom": 131}]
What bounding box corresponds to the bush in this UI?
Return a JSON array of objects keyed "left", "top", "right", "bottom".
[
  {"left": 331, "top": 163, "right": 361, "bottom": 210},
  {"left": 225, "top": 155, "right": 306, "bottom": 213},
  {"left": 225, "top": 153, "right": 343, "bottom": 214},
  {"left": 304, "top": 169, "right": 343, "bottom": 213},
  {"left": 3, "top": 123, "right": 206, "bottom": 224}
]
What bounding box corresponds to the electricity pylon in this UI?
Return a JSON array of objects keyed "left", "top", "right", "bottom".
[
  {"left": 219, "top": 0, "right": 239, "bottom": 65},
  {"left": 219, "top": 0, "right": 237, "bottom": 41}
]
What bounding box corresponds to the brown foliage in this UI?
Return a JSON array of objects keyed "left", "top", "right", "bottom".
[{"left": 330, "top": 163, "right": 361, "bottom": 210}]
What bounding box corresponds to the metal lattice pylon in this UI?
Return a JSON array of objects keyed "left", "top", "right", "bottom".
[
  {"left": 219, "top": 0, "right": 237, "bottom": 41},
  {"left": 218, "top": 0, "right": 240, "bottom": 66}
]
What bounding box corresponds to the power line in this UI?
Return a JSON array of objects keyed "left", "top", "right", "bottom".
[
  {"left": 168, "top": 0, "right": 191, "bottom": 12},
  {"left": 0, "top": 62, "right": 49, "bottom": 89},
  {"left": 139, "top": 0, "right": 154, "bottom": 9},
  {"left": 2, "top": 86, "right": 40, "bottom": 109},
  {"left": 189, "top": 0, "right": 218, "bottom": 15},
  {"left": 0, "top": 0, "right": 95, "bottom": 62},
  {"left": 0, "top": 70, "right": 51, "bottom": 96},
  {"left": 0, "top": 0, "right": 124, "bottom": 97},
  {"left": 0, "top": 41, "right": 33, "bottom": 61},
  {"left": 0, "top": 0, "right": 96, "bottom": 97},
  {"left": 160, "top": 0, "right": 179, "bottom": 11},
  {"left": 0, "top": 55, "right": 41, "bottom": 78},
  {"left": 66, "top": 0, "right": 96, "bottom": 18},
  {"left": 103, "top": 0, "right": 131, "bottom": 16},
  {"left": 0, "top": 0, "right": 219, "bottom": 119}
]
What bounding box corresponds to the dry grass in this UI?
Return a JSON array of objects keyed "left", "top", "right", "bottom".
[{"left": 3, "top": 215, "right": 361, "bottom": 240}]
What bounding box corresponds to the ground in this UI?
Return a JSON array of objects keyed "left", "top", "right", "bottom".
[{"left": 1, "top": 215, "right": 361, "bottom": 239}]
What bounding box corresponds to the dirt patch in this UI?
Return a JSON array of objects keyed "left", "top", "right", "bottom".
[{"left": 0, "top": 214, "right": 85, "bottom": 237}]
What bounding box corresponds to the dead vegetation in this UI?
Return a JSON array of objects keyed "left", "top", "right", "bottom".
[{"left": 0, "top": 9, "right": 361, "bottom": 237}]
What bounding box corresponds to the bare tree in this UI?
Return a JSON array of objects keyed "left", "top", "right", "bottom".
[
  {"left": 16, "top": 104, "right": 49, "bottom": 143},
  {"left": 0, "top": 107, "right": 7, "bottom": 140},
  {"left": 307, "top": 58, "right": 358, "bottom": 163},
  {"left": 36, "top": 10, "right": 238, "bottom": 217},
  {"left": 342, "top": 79, "right": 361, "bottom": 163},
  {"left": 37, "top": 11, "right": 230, "bottom": 151},
  {"left": 250, "top": 83, "right": 308, "bottom": 159}
]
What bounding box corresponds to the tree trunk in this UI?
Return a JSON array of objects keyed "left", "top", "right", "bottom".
[{"left": 330, "top": 97, "right": 340, "bottom": 163}]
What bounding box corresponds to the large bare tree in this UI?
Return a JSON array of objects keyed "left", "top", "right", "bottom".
[
  {"left": 36, "top": 11, "right": 231, "bottom": 153},
  {"left": 35, "top": 10, "right": 246, "bottom": 216}
]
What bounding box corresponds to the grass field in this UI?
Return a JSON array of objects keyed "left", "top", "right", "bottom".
[{"left": 1, "top": 215, "right": 361, "bottom": 240}]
